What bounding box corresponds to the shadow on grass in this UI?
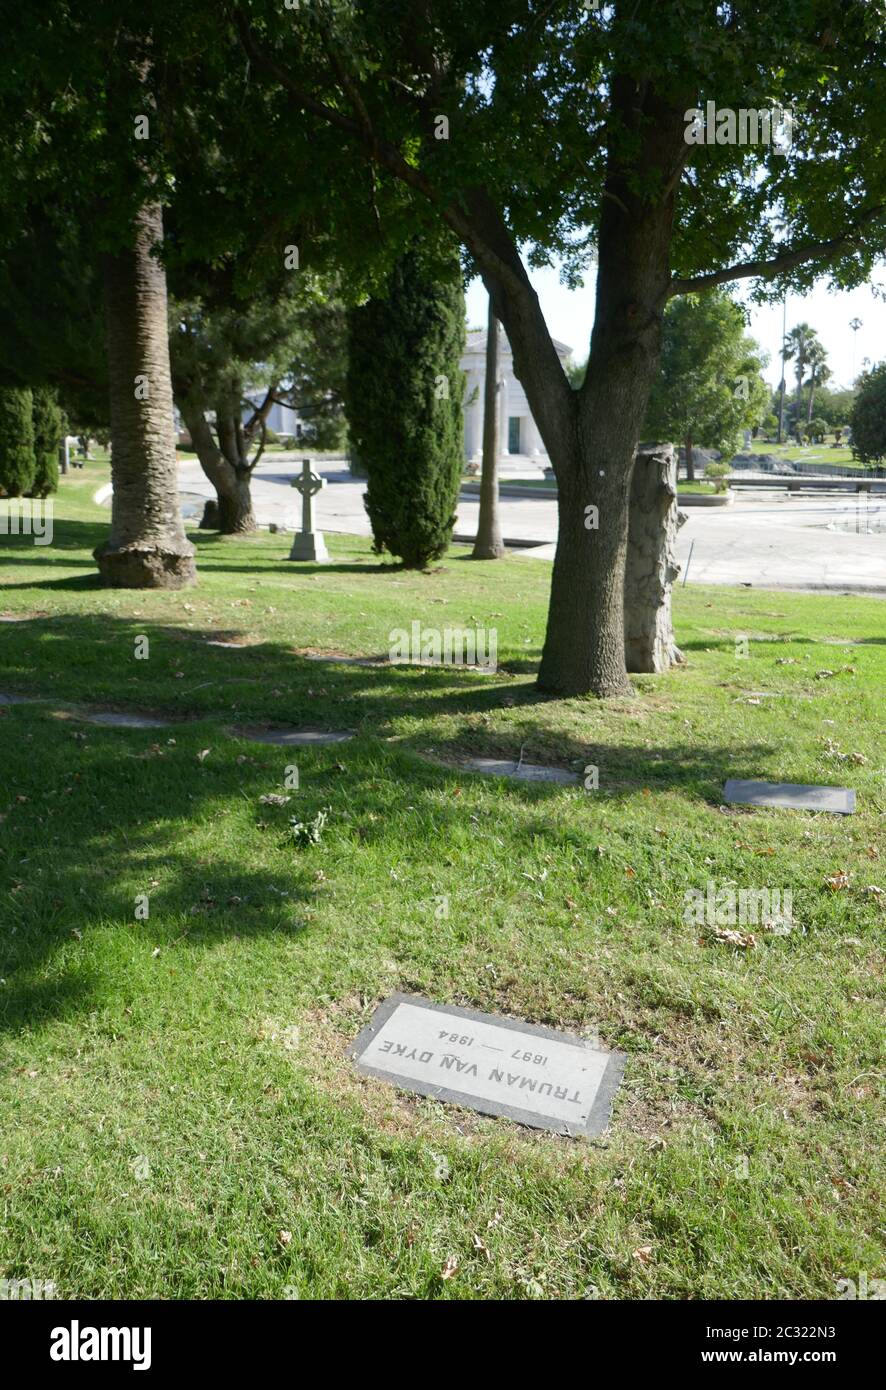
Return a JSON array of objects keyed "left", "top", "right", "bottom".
[
  {"left": 0, "top": 718, "right": 325, "bottom": 1035},
  {"left": 0, "top": 614, "right": 550, "bottom": 729},
  {"left": 0, "top": 705, "right": 772, "bottom": 1038}
]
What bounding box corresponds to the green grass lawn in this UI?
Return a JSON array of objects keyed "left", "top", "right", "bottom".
[
  {"left": 750, "top": 440, "right": 858, "bottom": 466},
  {"left": 677, "top": 481, "right": 722, "bottom": 494},
  {"left": 0, "top": 468, "right": 884, "bottom": 1299}
]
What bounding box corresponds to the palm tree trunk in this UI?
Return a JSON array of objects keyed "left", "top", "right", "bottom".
[
  {"left": 95, "top": 203, "right": 195, "bottom": 587},
  {"left": 806, "top": 368, "right": 817, "bottom": 424},
  {"left": 472, "top": 298, "right": 506, "bottom": 559}
]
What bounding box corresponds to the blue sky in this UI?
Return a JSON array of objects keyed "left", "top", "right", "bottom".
[{"left": 466, "top": 263, "right": 886, "bottom": 393}]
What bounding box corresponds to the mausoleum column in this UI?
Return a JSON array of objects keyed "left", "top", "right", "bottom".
[{"left": 499, "top": 375, "right": 509, "bottom": 456}]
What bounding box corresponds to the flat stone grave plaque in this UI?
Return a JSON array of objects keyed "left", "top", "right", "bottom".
[
  {"left": 79, "top": 711, "right": 170, "bottom": 729},
  {"left": 236, "top": 726, "right": 353, "bottom": 746},
  {"left": 351, "top": 993, "right": 626, "bottom": 1138},
  {"left": 724, "top": 779, "right": 855, "bottom": 815},
  {"left": 461, "top": 757, "right": 579, "bottom": 785}
]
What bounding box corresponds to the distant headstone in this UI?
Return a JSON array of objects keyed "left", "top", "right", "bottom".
[
  {"left": 351, "top": 993, "right": 626, "bottom": 1138},
  {"left": 288, "top": 459, "right": 329, "bottom": 562},
  {"left": 724, "top": 779, "right": 855, "bottom": 814}
]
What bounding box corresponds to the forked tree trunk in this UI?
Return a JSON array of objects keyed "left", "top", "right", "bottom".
[
  {"left": 95, "top": 203, "right": 195, "bottom": 587},
  {"left": 624, "top": 443, "right": 686, "bottom": 673},
  {"left": 472, "top": 299, "right": 506, "bottom": 559},
  {"left": 478, "top": 78, "right": 688, "bottom": 697},
  {"left": 181, "top": 403, "right": 257, "bottom": 535}
]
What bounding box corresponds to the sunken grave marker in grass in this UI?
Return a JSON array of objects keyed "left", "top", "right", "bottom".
[
  {"left": 351, "top": 994, "right": 626, "bottom": 1138},
  {"left": 724, "top": 779, "right": 856, "bottom": 814}
]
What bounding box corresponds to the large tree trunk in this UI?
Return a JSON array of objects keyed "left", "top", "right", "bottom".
[
  {"left": 472, "top": 298, "right": 506, "bottom": 559},
  {"left": 530, "top": 79, "right": 685, "bottom": 696},
  {"left": 181, "top": 402, "right": 257, "bottom": 535},
  {"left": 539, "top": 438, "right": 637, "bottom": 697},
  {"left": 624, "top": 443, "right": 686, "bottom": 672},
  {"left": 95, "top": 203, "right": 195, "bottom": 587},
  {"left": 684, "top": 434, "right": 695, "bottom": 482}
]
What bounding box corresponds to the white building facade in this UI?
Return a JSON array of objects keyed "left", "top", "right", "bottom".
[{"left": 461, "top": 327, "right": 572, "bottom": 465}]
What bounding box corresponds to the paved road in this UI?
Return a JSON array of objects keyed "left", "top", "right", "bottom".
[{"left": 177, "top": 454, "right": 886, "bottom": 595}]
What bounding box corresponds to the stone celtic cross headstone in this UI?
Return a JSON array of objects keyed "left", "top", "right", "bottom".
[
  {"left": 288, "top": 459, "right": 329, "bottom": 562},
  {"left": 351, "top": 993, "right": 626, "bottom": 1138}
]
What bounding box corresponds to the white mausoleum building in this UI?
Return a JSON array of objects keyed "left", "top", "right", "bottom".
[{"left": 461, "top": 327, "right": 572, "bottom": 464}]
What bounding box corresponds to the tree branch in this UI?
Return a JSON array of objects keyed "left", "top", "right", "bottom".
[
  {"left": 668, "top": 206, "right": 885, "bottom": 297},
  {"left": 230, "top": 8, "right": 575, "bottom": 444}
]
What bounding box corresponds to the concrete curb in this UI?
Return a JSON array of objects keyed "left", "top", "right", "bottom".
[{"left": 678, "top": 490, "right": 735, "bottom": 507}]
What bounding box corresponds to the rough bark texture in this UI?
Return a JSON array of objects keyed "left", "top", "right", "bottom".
[
  {"left": 181, "top": 403, "right": 257, "bottom": 535},
  {"left": 472, "top": 300, "right": 506, "bottom": 559},
  {"left": 95, "top": 203, "right": 195, "bottom": 587},
  {"left": 624, "top": 443, "right": 686, "bottom": 673}
]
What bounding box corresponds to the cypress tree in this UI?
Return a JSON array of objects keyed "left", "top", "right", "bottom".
[
  {"left": 346, "top": 245, "right": 465, "bottom": 568},
  {"left": 0, "top": 385, "right": 36, "bottom": 496},
  {"left": 30, "top": 385, "right": 63, "bottom": 496}
]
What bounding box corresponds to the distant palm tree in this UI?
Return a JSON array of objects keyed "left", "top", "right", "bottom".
[
  {"left": 783, "top": 323, "right": 822, "bottom": 430},
  {"left": 804, "top": 341, "right": 831, "bottom": 423},
  {"left": 849, "top": 317, "right": 863, "bottom": 379}
]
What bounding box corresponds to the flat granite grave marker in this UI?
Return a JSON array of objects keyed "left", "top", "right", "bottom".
[
  {"left": 351, "top": 993, "right": 626, "bottom": 1138},
  {"left": 457, "top": 757, "right": 579, "bottom": 785},
  {"left": 78, "top": 711, "right": 170, "bottom": 729},
  {"left": 236, "top": 726, "right": 353, "bottom": 746},
  {"left": 724, "top": 779, "right": 855, "bottom": 815}
]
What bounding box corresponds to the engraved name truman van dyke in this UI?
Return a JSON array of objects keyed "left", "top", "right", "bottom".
[{"left": 350, "top": 994, "right": 626, "bottom": 1137}]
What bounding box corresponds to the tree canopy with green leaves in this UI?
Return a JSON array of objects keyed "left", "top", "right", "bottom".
[
  {"left": 851, "top": 362, "right": 886, "bottom": 465},
  {"left": 644, "top": 291, "right": 768, "bottom": 480}
]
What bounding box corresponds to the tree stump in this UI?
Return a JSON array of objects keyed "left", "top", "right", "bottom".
[
  {"left": 624, "top": 443, "right": 687, "bottom": 673},
  {"left": 198, "top": 498, "right": 220, "bottom": 530}
]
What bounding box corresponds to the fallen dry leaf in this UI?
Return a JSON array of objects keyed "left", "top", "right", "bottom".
[
  {"left": 825, "top": 871, "right": 851, "bottom": 892},
  {"left": 441, "top": 1255, "right": 459, "bottom": 1280},
  {"left": 710, "top": 928, "right": 757, "bottom": 949}
]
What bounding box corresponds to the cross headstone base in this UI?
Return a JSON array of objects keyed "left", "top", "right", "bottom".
[{"left": 287, "top": 530, "right": 329, "bottom": 562}]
